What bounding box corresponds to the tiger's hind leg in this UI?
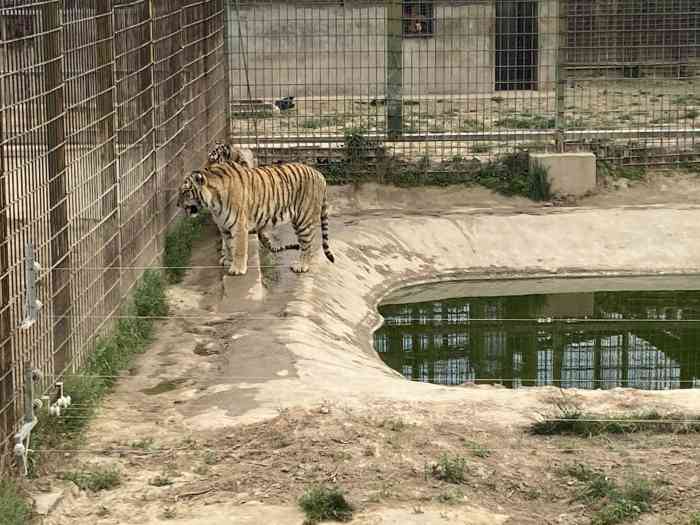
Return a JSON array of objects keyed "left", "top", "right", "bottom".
[
  {"left": 257, "top": 226, "right": 300, "bottom": 254},
  {"left": 290, "top": 220, "right": 318, "bottom": 274}
]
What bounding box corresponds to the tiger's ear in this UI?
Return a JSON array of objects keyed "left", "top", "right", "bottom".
[{"left": 193, "top": 171, "right": 206, "bottom": 185}]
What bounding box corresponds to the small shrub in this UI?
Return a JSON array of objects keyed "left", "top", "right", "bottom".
[
  {"left": 436, "top": 488, "right": 464, "bottom": 504},
  {"left": 527, "top": 162, "right": 552, "bottom": 201},
  {"left": 685, "top": 109, "right": 700, "bottom": 120},
  {"left": 0, "top": 480, "right": 31, "bottom": 525},
  {"left": 62, "top": 466, "right": 121, "bottom": 492},
  {"left": 379, "top": 418, "right": 407, "bottom": 432},
  {"left": 203, "top": 450, "right": 218, "bottom": 465},
  {"left": 579, "top": 473, "right": 617, "bottom": 503},
  {"left": 426, "top": 454, "right": 468, "bottom": 484},
  {"left": 688, "top": 512, "right": 700, "bottom": 525},
  {"left": 298, "top": 485, "right": 353, "bottom": 524},
  {"left": 149, "top": 474, "right": 174, "bottom": 487},
  {"left": 591, "top": 479, "right": 654, "bottom": 525}
]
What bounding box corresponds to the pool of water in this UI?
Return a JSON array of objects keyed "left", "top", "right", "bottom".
[{"left": 374, "top": 276, "right": 700, "bottom": 390}]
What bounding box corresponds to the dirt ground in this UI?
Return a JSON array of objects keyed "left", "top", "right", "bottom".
[{"left": 31, "top": 173, "right": 700, "bottom": 524}]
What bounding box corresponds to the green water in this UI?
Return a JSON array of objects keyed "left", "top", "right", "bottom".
[{"left": 374, "top": 278, "right": 700, "bottom": 390}]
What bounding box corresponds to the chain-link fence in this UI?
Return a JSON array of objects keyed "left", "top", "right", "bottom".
[
  {"left": 226, "top": 0, "right": 700, "bottom": 176},
  {"left": 0, "top": 0, "right": 227, "bottom": 462}
]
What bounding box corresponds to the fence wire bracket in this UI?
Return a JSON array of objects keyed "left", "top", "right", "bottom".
[
  {"left": 45, "top": 381, "right": 72, "bottom": 417},
  {"left": 14, "top": 363, "right": 41, "bottom": 477},
  {"left": 20, "top": 242, "right": 43, "bottom": 330}
]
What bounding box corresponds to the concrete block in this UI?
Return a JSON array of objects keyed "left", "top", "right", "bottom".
[
  {"left": 530, "top": 152, "right": 597, "bottom": 197},
  {"left": 32, "top": 490, "right": 64, "bottom": 515}
]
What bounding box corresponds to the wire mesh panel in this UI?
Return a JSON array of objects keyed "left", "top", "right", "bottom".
[
  {"left": 0, "top": 0, "right": 226, "bottom": 464},
  {"left": 226, "top": 0, "right": 699, "bottom": 174}
]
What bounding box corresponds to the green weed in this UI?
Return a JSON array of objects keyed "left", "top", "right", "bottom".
[
  {"left": 426, "top": 454, "right": 468, "bottom": 484},
  {"left": 163, "top": 214, "right": 206, "bottom": 283},
  {"left": 298, "top": 485, "right": 354, "bottom": 525},
  {"left": 0, "top": 480, "right": 31, "bottom": 525},
  {"left": 62, "top": 466, "right": 121, "bottom": 492}
]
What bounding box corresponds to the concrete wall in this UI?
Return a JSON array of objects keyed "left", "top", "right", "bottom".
[{"left": 227, "top": 0, "right": 558, "bottom": 98}]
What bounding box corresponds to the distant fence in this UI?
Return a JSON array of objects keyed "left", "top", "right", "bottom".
[
  {"left": 226, "top": 0, "right": 700, "bottom": 168},
  {"left": 0, "top": 0, "right": 227, "bottom": 462}
]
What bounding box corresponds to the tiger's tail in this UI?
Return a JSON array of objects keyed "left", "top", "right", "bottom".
[{"left": 320, "top": 196, "right": 335, "bottom": 263}]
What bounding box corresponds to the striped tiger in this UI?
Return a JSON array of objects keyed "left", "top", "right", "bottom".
[
  {"left": 207, "top": 141, "right": 258, "bottom": 169},
  {"left": 177, "top": 161, "right": 335, "bottom": 275},
  {"left": 205, "top": 141, "right": 297, "bottom": 259}
]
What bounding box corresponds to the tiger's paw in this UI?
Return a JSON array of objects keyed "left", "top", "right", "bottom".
[
  {"left": 227, "top": 265, "right": 247, "bottom": 276},
  {"left": 290, "top": 264, "right": 309, "bottom": 274}
]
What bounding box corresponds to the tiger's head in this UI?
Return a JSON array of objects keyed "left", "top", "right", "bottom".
[
  {"left": 177, "top": 170, "right": 208, "bottom": 217},
  {"left": 207, "top": 141, "right": 258, "bottom": 169},
  {"left": 207, "top": 141, "right": 232, "bottom": 165}
]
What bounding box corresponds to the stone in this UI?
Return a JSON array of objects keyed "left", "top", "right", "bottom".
[{"left": 32, "top": 491, "right": 63, "bottom": 515}]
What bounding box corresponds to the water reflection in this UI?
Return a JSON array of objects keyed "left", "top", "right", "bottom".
[{"left": 374, "top": 288, "right": 700, "bottom": 390}]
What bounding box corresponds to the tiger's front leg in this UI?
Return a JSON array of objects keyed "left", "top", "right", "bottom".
[
  {"left": 227, "top": 217, "right": 249, "bottom": 276},
  {"left": 218, "top": 225, "right": 231, "bottom": 266}
]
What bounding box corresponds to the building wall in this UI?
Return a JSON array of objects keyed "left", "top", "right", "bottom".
[{"left": 227, "top": 0, "right": 559, "bottom": 98}]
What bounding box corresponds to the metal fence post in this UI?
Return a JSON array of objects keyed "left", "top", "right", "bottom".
[
  {"left": 96, "top": 0, "right": 121, "bottom": 322},
  {"left": 0, "top": 69, "right": 13, "bottom": 458},
  {"left": 385, "top": 0, "right": 403, "bottom": 139},
  {"left": 42, "top": 0, "right": 72, "bottom": 374},
  {"left": 555, "top": 0, "right": 568, "bottom": 152},
  {"left": 146, "top": 0, "right": 160, "bottom": 257},
  {"left": 223, "top": 0, "right": 233, "bottom": 140}
]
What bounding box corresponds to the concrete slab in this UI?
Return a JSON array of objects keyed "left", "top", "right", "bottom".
[{"left": 530, "top": 152, "right": 597, "bottom": 197}]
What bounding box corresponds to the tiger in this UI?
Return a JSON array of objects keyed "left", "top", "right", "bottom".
[
  {"left": 205, "top": 141, "right": 298, "bottom": 259},
  {"left": 207, "top": 141, "right": 258, "bottom": 169},
  {"left": 177, "top": 161, "right": 335, "bottom": 275}
]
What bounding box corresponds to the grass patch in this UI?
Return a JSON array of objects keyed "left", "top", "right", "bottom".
[
  {"left": 298, "top": 485, "right": 354, "bottom": 525},
  {"left": 379, "top": 417, "right": 408, "bottom": 432},
  {"left": 463, "top": 440, "right": 491, "bottom": 458},
  {"left": 163, "top": 214, "right": 206, "bottom": 283},
  {"left": 477, "top": 151, "right": 551, "bottom": 201},
  {"left": 685, "top": 109, "right": 700, "bottom": 120},
  {"left": 0, "top": 480, "right": 31, "bottom": 525},
  {"left": 301, "top": 116, "right": 345, "bottom": 129},
  {"left": 688, "top": 512, "right": 700, "bottom": 525},
  {"left": 495, "top": 114, "right": 555, "bottom": 129},
  {"left": 30, "top": 269, "right": 170, "bottom": 476},
  {"left": 672, "top": 94, "right": 700, "bottom": 105},
  {"left": 426, "top": 454, "right": 468, "bottom": 484},
  {"left": 62, "top": 466, "right": 121, "bottom": 492},
  {"left": 591, "top": 479, "right": 654, "bottom": 525},
  {"left": 561, "top": 464, "right": 655, "bottom": 525},
  {"left": 531, "top": 407, "right": 700, "bottom": 437}
]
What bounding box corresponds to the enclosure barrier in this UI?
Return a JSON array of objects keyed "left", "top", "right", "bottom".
[
  {"left": 227, "top": 0, "right": 700, "bottom": 171},
  {"left": 0, "top": 0, "right": 228, "bottom": 465}
]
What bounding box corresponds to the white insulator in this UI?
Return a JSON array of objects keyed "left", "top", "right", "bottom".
[
  {"left": 33, "top": 398, "right": 43, "bottom": 410},
  {"left": 14, "top": 443, "right": 25, "bottom": 456}
]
